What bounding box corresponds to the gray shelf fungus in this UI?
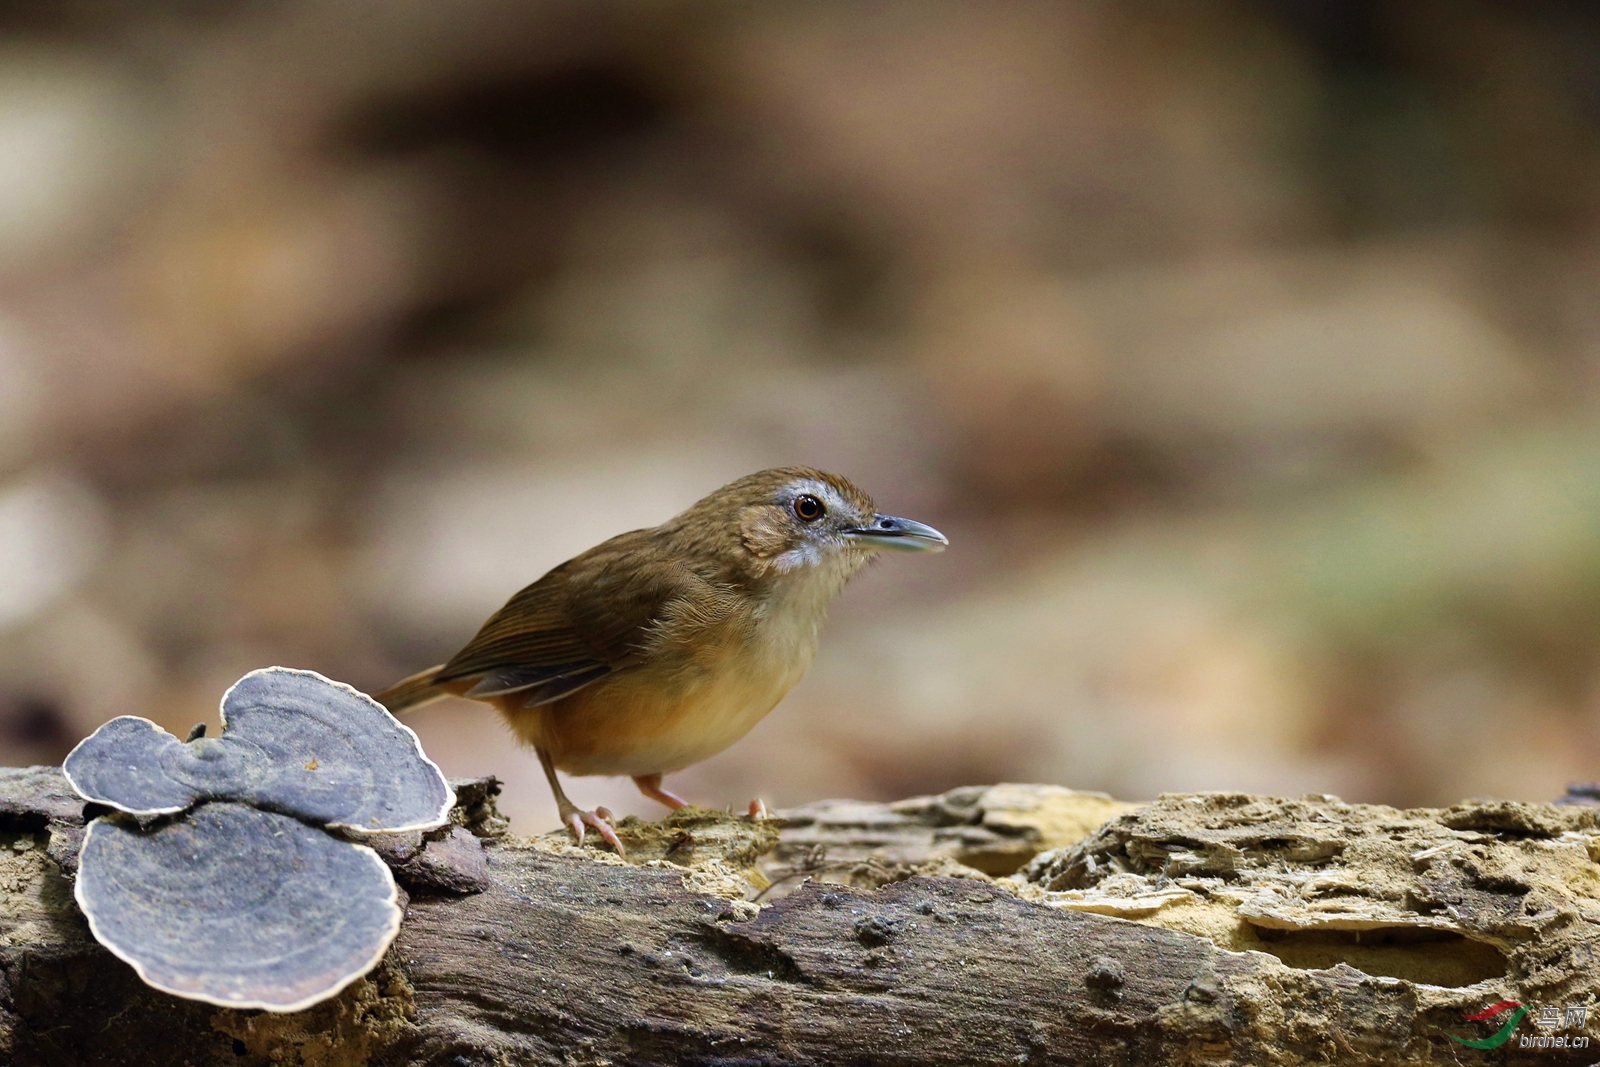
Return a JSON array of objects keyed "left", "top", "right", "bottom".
[
  {"left": 64, "top": 666, "right": 455, "bottom": 833},
  {"left": 63, "top": 667, "right": 456, "bottom": 1012},
  {"left": 77, "top": 802, "right": 401, "bottom": 1012}
]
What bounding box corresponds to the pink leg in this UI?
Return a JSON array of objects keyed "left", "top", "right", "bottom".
[
  {"left": 537, "top": 748, "right": 624, "bottom": 855},
  {"left": 633, "top": 773, "right": 689, "bottom": 810}
]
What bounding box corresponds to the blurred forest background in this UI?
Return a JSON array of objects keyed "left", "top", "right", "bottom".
[{"left": 2, "top": 0, "right": 1600, "bottom": 831}]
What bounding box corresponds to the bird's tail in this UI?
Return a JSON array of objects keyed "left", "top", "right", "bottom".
[{"left": 374, "top": 664, "right": 448, "bottom": 714}]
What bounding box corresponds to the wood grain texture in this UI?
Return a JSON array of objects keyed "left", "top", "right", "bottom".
[{"left": 395, "top": 848, "right": 1237, "bottom": 1066}]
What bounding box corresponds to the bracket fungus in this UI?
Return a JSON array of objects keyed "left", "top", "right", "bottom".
[
  {"left": 64, "top": 667, "right": 453, "bottom": 832},
  {"left": 77, "top": 803, "right": 403, "bottom": 1012},
  {"left": 63, "top": 667, "right": 455, "bottom": 1012}
]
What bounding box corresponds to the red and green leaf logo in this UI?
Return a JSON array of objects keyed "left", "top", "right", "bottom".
[{"left": 1448, "top": 1001, "right": 1527, "bottom": 1049}]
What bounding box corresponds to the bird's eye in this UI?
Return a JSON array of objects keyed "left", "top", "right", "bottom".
[{"left": 793, "top": 494, "right": 825, "bottom": 522}]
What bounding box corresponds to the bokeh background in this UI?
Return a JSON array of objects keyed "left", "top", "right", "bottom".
[{"left": 2, "top": 0, "right": 1600, "bottom": 831}]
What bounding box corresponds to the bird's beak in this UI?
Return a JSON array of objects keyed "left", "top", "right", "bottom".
[{"left": 844, "top": 514, "right": 949, "bottom": 552}]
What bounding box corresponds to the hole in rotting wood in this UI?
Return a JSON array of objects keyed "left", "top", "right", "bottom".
[
  {"left": 1245, "top": 924, "right": 1506, "bottom": 987},
  {"left": 692, "top": 924, "right": 808, "bottom": 984}
]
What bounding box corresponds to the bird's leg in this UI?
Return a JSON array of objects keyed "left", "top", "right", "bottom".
[
  {"left": 537, "top": 748, "right": 624, "bottom": 855},
  {"left": 632, "top": 773, "right": 688, "bottom": 811}
]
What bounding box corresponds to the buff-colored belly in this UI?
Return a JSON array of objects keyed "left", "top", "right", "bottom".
[
  {"left": 500, "top": 651, "right": 807, "bottom": 777},
  {"left": 491, "top": 572, "right": 835, "bottom": 777}
]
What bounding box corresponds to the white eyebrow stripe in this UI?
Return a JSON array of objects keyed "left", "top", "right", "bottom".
[{"left": 788, "top": 479, "right": 849, "bottom": 514}]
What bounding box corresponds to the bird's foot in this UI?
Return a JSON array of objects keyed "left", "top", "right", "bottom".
[
  {"left": 561, "top": 804, "right": 625, "bottom": 855},
  {"left": 748, "top": 797, "right": 769, "bottom": 820}
]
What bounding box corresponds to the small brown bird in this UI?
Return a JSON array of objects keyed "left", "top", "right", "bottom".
[{"left": 376, "top": 467, "right": 946, "bottom": 851}]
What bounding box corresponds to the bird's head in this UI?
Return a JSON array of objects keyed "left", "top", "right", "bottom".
[{"left": 672, "top": 467, "right": 946, "bottom": 585}]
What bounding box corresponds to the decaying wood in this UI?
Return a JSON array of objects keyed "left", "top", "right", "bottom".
[{"left": 0, "top": 767, "right": 1596, "bottom": 1065}]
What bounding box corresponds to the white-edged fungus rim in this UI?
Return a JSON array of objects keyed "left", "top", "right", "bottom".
[
  {"left": 62, "top": 716, "right": 191, "bottom": 817},
  {"left": 220, "top": 666, "right": 456, "bottom": 835},
  {"left": 74, "top": 815, "right": 404, "bottom": 1014}
]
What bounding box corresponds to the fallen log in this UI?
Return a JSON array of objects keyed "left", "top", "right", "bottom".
[{"left": 0, "top": 767, "right": 1595, "bottom": 1065}]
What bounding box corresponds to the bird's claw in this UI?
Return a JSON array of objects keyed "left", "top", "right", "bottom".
[
  {"left": 564, "top": 805, "right": 625, "bottom": 855},
  {"left": 748, "top": 797, "right": 769, "bottom": 820}
]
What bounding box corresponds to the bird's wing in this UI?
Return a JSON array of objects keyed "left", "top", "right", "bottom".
[{"left": 433, "top": 530, "right": 704, "bottom": 708}]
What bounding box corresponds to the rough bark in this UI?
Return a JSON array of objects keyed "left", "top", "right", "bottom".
[{"left": 0, "top": 767, "right": 1596, "bottom": 1066}]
